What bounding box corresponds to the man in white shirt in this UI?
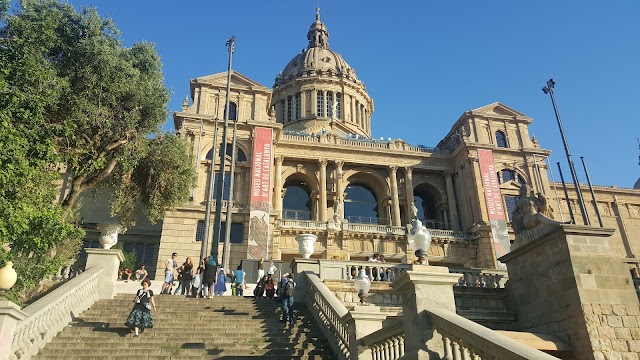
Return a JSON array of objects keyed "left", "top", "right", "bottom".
[{"left": 161, "top": 252, "right": 177, "bottom": 294}]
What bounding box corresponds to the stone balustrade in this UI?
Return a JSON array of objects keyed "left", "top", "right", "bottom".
[
  {"left": 361, "top": 321, "right": 405, "bottom": 360},
  {"left": 428, "top": 308, "right": 560, "bottom": 360},
  {"left": 343, "top": 223, "right": 406, "bottom": 236},
  {"left": 278, "top": 219, "right": 328, "bottom": 231},
  {"left": 280, "top": 133, "right": 450, "bottom": 155},
  {"left": 304, "top": 271, "right": 350, "bottom": 360},
  {"left": 449, "top": 267, "right": 508, "bottom": 288},
  {"left": 10, "top": 266, "right": 103, "bottom": 360}
]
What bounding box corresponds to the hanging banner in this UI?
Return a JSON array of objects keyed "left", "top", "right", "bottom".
[
  {"left": 477, "top": 149, "right": 511, "bottom": 260},
  {"left": 247, "top": 127, "right": 273, "bottom": 260}
]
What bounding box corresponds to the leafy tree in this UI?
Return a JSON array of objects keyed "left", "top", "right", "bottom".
[{"left": 0, "top": 0, "right": 195, "bottom": 300}]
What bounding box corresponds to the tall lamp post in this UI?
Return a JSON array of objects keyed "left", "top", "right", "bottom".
[
  {"left": 211, "top": 36, "right": 235, "bottom": 265},
  {"left": 542, "top": 79, "right": 590, "bottom": 225}
]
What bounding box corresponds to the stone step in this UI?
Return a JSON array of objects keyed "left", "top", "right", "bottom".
[
  {"left": 35, "top": 348, "right": 332, "bottom": 358},
  {"left": 45, "top": 334, "right": 325, "bottom": 347},
  {"left": 34, "top": 355, "right": 331, "bottom": 360}
]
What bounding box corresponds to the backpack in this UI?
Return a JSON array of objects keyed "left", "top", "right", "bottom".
[{"left": 284, "top": 280, "right": 295, "bottom": 298}]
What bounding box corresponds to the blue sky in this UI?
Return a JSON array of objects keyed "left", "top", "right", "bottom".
[{"left": 35, "top": 1, "right": 640, "bottom": 187}]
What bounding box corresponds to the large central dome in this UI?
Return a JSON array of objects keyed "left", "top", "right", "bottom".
[{"left": 271, "top": 9, "right": 374, "bottom": 137}]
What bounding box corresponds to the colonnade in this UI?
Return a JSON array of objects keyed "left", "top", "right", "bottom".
[{"left": 273, "top": 157, "right": 461, "bottom": 230}]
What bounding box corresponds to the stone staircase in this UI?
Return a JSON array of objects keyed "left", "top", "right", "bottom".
[{"left": 33, "top": 294, "right": 336, "bottom": 359}]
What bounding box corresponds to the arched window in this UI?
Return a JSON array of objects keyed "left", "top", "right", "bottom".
[
  {"left": 344, "top": 183, "right": 379, "bottom": 224},
  {"left": 316, "top": 92, "right": 324, "bottom": 117},
  {"left": 414, "top": 187, "right": 439, "bottom": 228},
  {"left": 283, "top": 180, "right": 312, "bottom": 220},
  {"left": 495, "top": 131, "right": 507, "bottom": 148},
  {"left": 225, "top": 102, "right": 237, "bottom": 121},
  {"left": 205, "top": 144, "right": 247, "bottom": 162},
  {"left": 500, "top": 170, "right": 516, "bottom": 183},
  {"left": 517, "top": 175, "right": 526, "bottom": 185}
]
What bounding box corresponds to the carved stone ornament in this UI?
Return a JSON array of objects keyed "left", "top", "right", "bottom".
[{"left": 511, "top": 184, "right": 561, "bottom": 250}]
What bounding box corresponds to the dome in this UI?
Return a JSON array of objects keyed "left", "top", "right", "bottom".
[{"left": 274, "top": 8, "right": 361, "bottom": 87}]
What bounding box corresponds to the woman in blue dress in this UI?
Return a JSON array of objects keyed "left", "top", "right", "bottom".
[
  {"left": 125, "top": 279, "right": 156, "bottom": 336},
  {"left": 213, "top": 269, "right": 227, "bottom": 296}
]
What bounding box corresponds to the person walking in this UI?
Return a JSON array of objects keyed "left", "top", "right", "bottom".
[
  {"left": 232, "top": 265, "right": 247, "bottom": 296},
  {"left": 179, "top": 257, "right": 194, "bottom": 296},
  {"left": 125, "top": 279, "right": 156, "bottom": 336},
  {"left": 161, "top": 252, "right": 177, "bottom": 294},
  {"left": 202, "top": 255, "right": 217, "bottom": 298},
  {"left": 278, "top": 273, "right": 296, "bottom": 325},
  {"left": 214, "top": 269, "right": 227, "bottom": 296}
]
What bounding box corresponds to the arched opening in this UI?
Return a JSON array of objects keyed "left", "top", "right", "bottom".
[
  {"left": 495, "top": 131, "right": 507, "bottom": 148},
  {"left": 205, "top": 144, "right": 247, "bottom": 162},
  {"left": 414, "top": 186, "right": 440, "bottom": 229},
  {"left": 344, "top": 183, "right": 380, "bottom": 224},
  {"left": 283, "top": 180, "right": 313, "bottom": 220}
]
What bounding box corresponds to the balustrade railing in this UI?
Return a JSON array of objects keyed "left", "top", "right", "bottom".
[
  {"left": 304, "top": 271, "right": 350, "bottom": 360},
  {"left": 344, "top": 223, "right": 405, "bottom": 236},
  {"left": 449, "top": 267, "right": 508, "bottom": 288},
  {"left": 10, "top": 266, "right": 103, "bottom": 360},
  {"left": 428, "top": 308, "right": 560, "bottom": 360},
  {"left": 361, "top": 321, "right": 405, "bottom": 360},
  {"left": 429, "top": 229, "right": 473, "bottom": 241},
  {"left": 278, "top": 219, "right": 328, "bottom": 230},
  {"left": 343, "top": 261, "right": 412, "bottom": 282},
  {"left": 282, "top": 209, "right": 315, "bottom": 221}
]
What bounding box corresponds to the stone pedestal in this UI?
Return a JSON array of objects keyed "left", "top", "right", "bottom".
[
  {"left": 291, "top": 258, "right": 320, "bottom": 299},
  {"left": 342, "top": 305, "right": 388, "bottom": 360},
  {"left": 499, "top": 224, "right": 639, "bottom": 360},
  {"left": 390, "top": 264, "right": 459, "bottom": 360},
  {"left": 85, "top": 248, "right": 124, "bottom": 300},
  {"left": 0, "top": 300, "right": 27, "bottom": 360}
]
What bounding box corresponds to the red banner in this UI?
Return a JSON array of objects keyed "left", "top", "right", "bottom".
[
  {"left": 247, "top": 127, "right": 273, "bottom": 260},
  {"left": 477, "top": 149, "right": 510, "bottom": 259}
]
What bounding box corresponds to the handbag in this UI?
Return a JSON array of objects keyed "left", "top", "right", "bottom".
[{"left": 144, "top": 302, "right": 152, "bottom": 311}]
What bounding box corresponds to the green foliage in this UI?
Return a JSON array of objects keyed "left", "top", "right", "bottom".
[
  {"left": 113, "top": 244, "right": 137, "bottom": 271},
  {"left": 0, "top": 0, "right": 194, "bottom": 301}
]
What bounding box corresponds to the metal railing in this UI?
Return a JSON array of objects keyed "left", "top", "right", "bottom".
[
  {"left": 282, "top": 209, "right": 315, "bottom": 221},
  {"left": 347, "top": 216, "right": 388, "bottom": 225}
]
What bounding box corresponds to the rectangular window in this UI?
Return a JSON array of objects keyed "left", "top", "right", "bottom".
[
  {"left": 287, "top": 96, "right": 292, "bottom": 122},
  {"left": 214, "top": 173, "right": 231, "bottom": 200},
  {"left": 327, "top": 92, "right": 333, "bottom": 117},
  {"left": 295, "top": 93, "right": 301, "bottom": 120},
  {"left": 336, "top": 93, "right": 341, "bottom": 119},
  {"left": 219, "top": 222, "right": 244, "bottom": 244},
  {"left": 280, "top": 99, "right": 285, "bottom": 123},
  {"left": 504, "top": 196, "right": 519, "bottom": 221},
  {"left": 195, "top": 220, "right": 206, "bottom": 241},
  {"left": 317, "top": 92, "right": 324, "bottom": 116}
]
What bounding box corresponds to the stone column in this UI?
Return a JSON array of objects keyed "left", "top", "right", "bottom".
[
  {"left": 389, "top": 166, "right": 401, "bottom": 227},
  {"left": 85, "top": 248, "right": 125, "bottom": 299},
  {"left": 274, "top": 156, "right": 284, "bottom": 217},
  {"left": 335, "top": 160, "right": 344, "bottom": 202},
  {"left": 0, "top": 300, "right": 27, "bottom": 360},
  {"left": 322, "top": 90, "right": 328, "bottom": 117},
  {"left": 444, "top": 171, "right": 460, "bottom": 231},
  {"left": 319, "top": 159, "right": 327, "bottom": 222},
  {"left": 342, "top": 305, "right": 389, "bottom": 360},
  {"left": 500, "top": 225, "right": 639, "bottom": 360},
  {"left": 405, "top": 167, "right": 415, "bottom": 223},
  {"left": 391, "top": 265, "right": 459, "bottom": 360}
]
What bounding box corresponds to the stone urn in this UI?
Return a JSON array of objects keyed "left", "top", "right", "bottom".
[
  {"left": 295, "top": 233, "right": 318, "bottom": 259},
  {"left": 0, "top": 261, "right": 18, "bottom": 296},
  {"left": 97, "top": 223, "right": 123, "bottom": 249}
]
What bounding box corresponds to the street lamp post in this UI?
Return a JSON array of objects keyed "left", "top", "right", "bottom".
[{"left": 542, "top": 79, "right": 590, "bottom": 225}]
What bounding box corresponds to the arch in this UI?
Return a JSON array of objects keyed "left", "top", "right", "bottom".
[
  {"left": 497, "top": 169, "right": 527, "bottom": 185},
  {"left": 204, "top": 143, "right": 248, "bottom": 162},
  {"left": 495, "top": 131, "right": 507, "bottom": 148},
  {"left": 344, "top": 183, "right": 379, "bottom": 223},
  {"left": 283, "top": 179, "right": 313, "bottom": 220},
  {"left": 413, "top": 182, "right": 446, "bottom": 228}
]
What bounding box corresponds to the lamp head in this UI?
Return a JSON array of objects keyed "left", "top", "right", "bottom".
[{"left": 354, "top": 269, "right": 371, "bottom": 304}]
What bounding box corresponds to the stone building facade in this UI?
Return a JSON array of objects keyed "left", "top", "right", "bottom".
[{"left": 76, "top": 11, "right": 640, "bottom": 278}]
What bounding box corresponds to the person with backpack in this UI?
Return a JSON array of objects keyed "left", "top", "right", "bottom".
[
  {"left": 279, "top": 273, "right": 296, "bottom": 325},
  {"left": 232, "top": 265, "right": 247, "bottom": 296}
]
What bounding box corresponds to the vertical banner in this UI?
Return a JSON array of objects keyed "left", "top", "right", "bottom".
[
  {"left": 247, "top": 127, "right": 273, "bottom": 260},
  {"left": 477, "top": 149, "right": 511, "bottom": 260}
]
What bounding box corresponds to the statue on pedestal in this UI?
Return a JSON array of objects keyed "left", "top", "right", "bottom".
[
  {"left": 511, "top": 184, "right": 561, "bottom": 250},
  {"left": 333, "top": 198, "right": 342, "bottom": 224}
]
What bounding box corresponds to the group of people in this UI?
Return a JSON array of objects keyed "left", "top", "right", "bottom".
[
  {"left": 118, "top": 264, "right": 148, "bottom": 283},
  {"left": 159, "top": 253, "right": 237, "bottom": 298},
  {"left": 365, "top": 253, "right": 386, "bottom": 262},
  {"left": 455, "top": 276, "right": 491, "bottom": 288}
]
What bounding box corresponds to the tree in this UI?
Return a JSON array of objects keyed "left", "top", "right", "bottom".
[{"left": 0, "top": 0, "right": 195, "bottom": 301}]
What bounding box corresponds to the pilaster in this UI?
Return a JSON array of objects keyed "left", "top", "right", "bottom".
[
  {"left": 389, "top": 166, "right": 401, "bottom": 227},
  {"left": 444, "top": 171, "right": 460, "bottom": 231},
  {"left": 275, "top": 156, "right": 284, "bottom": 217},
  {"left": 404, "top": 167, "right": 415, "bottom": 224},
  {"left": 342, "top": 305, "right": 388, "bottom": 360},
  {"left": 319, "top": 159, "right": 328, "bottom": 222}
]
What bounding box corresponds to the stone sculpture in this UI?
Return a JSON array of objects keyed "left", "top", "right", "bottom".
[{"left": 511, "top": 184, "right": 561, "bottom": 250}]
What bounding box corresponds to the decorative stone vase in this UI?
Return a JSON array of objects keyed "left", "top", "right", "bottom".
[
  {"left": 0, "top": 261, "right": 18, "bottom": 294},
  {"left": 97, "top": 223, "right": 123, "bottom": 249},
  {"left": 295, "top": 233, "right": 318, "bottom": 259}
]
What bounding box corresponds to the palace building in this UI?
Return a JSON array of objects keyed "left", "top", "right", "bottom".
[{"left": 77, "top": 10, "right": 640, "bottom": 278}]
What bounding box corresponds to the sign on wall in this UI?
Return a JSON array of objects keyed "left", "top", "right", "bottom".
[
  {"left": 247, "top": 127, "right": 273, "bottom": 260},
  {"left": 477, "top": 149, "right": 511, "bottom": 261}
]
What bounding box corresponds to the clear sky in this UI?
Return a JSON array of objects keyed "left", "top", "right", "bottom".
[{"left": 25, "top": 1, "right": 640, "bottom": 188}]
